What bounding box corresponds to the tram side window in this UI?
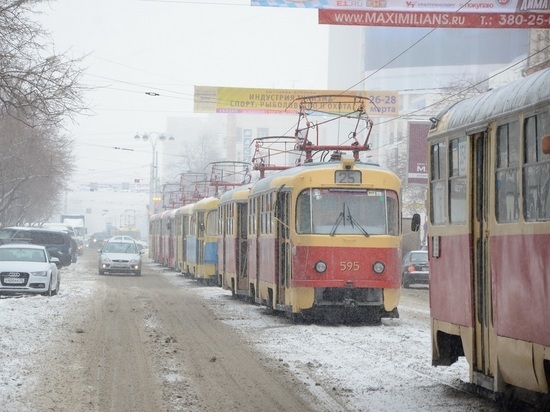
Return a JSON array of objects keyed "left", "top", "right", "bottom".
[
  {"left": 296, "top": 191, "right": 313, "bottom": 234},
  {"left": 260, "top": 194, "right": 273, "bottom": 235},
  {"left": 206, "top": 210, "right": 218, "bottom": 236},
  {"left": 226, "top": 204, "right": 233, "bottom": 235},
  {"left": 449, "top": 137, "right": 467, "bottom": 224},
  {"left": 386, "top": 192, "right": 399, "bottom": 235},
  {"left": 430, "top": 142, "right": 446, "bottom": 225},
  {"left": 523, "top": 112, "right": 550, "bottom": 221},
  {"left": 221, "top": 205, "right": 227, "bottom": 236},
  {"left": 495, "top": 121, "right": 520, "bottom": 223},
  {"left": 248, "top": 198, "right": 256, "bottom": 236},
  {"left": 190, "top": 214, "right": 197, "bottom": 236}
]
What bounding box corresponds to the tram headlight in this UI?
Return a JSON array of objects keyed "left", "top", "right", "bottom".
[
  {"left": 372, "top": 261, "right": 385, "bottom": 274},
  {"left": 314, "top": 261, "right": 327, "bottom": 273}
]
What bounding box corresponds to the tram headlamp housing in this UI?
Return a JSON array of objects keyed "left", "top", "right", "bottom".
[
  {"left": 372, "top": 261, "right": 385, "bottom": 274},
  {"left": 314, "top": 261, "right": 327, "bottom": 273}
]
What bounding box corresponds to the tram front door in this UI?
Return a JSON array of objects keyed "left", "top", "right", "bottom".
[{"left": 471, "top": 132, "right": 496, "bottom": 390}]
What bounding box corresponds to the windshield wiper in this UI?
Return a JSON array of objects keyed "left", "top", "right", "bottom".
[
  {"left": 346, "top": 206, "right": 370, "bottom": 237},
  {"left": 330, "top": 203, "right": 346, "bottom": 236}
]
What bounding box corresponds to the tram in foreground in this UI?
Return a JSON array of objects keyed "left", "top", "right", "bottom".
[
  {"left": 245, "top": 155, "right": 402, "bottom": 323},
  {"left": 427, "top": 68, "right": 550, "bottom": 406}
]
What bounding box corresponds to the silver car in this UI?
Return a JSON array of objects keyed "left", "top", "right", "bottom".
[
  {"left": 0, "top": 244, "right": 61, "bottom": 296},
  {"left": 98, "top": 240, "right": 142, "bottom": 276}
]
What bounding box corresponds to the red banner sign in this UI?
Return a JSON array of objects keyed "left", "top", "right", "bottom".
[{"left": 319, "top": 9, "right": 550, "bottom": 28}]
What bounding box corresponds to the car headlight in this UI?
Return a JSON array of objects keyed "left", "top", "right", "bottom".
[
  {"left": 130, "top": 259, "right": 140, "bottom": 265},
  {"left": 101, "top": 257, "right": 112, "bottom": 263},
  {"left": 314, "top": 261, "right": 327, "bottom": 273},
  {"left": 30, "top": 271, "right": 48, "bottom": 277},
  {"left": 372, "top": 261, "right": 385, "bottom": 274}
]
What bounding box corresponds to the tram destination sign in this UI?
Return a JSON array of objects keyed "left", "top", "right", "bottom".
[
  {"left": 335, "top": 170, "right": 362, "bottom": 184},
  {"left": 252, "top": 1, "right": 550, "bottom": 29}
]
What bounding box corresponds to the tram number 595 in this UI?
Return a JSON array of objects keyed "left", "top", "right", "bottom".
[{"left": 340, "top": 262, "right": 360, "bottom": 271}]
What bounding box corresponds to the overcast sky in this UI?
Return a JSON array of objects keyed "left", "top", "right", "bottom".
[{"left": 37, "top": 0, "right": 330, "bottom": 184}]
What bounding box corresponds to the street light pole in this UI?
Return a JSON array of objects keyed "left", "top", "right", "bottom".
[{"left": 134, "top": 132, "right": 174, "bottom": 215}]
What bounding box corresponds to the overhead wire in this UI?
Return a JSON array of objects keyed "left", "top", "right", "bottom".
[{"left": 66, "top": 1, "right": 547, "bottom": 178}]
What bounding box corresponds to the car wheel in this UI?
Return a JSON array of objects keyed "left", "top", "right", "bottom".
[
  {"left": 43, "top": 279, "right": 53, "bottom": 297},
  {"left": 135, "top": 270, "right": 141, "bottom": 276},
  {"left": 99, "top": 269, "right": 105, "bottom": 276},
  {"left": 402, "top": 274, "right": 410, "bottom": 289},
  {"left": 51, "top": 276, "right": 58, "bottom": 296}
]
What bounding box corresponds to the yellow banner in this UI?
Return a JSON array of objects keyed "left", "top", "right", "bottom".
[{"left": 194, "top": 86, "right": 398, "bottom": 117}]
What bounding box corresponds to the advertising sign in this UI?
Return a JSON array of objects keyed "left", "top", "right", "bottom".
[
  {"left": 251, "top": 0, "right": 550, "bottom": 29},
  {"left": 407, "top": 122, "right": 430, "bottom": 185},
  {"left": 194, "top": 86, "right": 399, "bottom": 116}
]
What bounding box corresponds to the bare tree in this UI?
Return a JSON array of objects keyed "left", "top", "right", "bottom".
[
  {"left": 0, "top": 115, "right": 73, "bottom": 225},
  {"left": 0, "top": 1, "right": 86, "bottom": 226},
  {"left": 383, "top": 140, "right": 427, "bottom": 216},
  {"left": 177, "top": 133, "right": 222, "bottom": 174},
  {"left": 429, "top": 76, "right": 489, "bottom": 116},
  {"left": 0, "top": 0, "right": 86, "bottom": 127}
]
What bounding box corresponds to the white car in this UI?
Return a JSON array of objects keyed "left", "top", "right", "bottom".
[
  {"left": 98, "top": 239, "right": 142, "bottom": 276},
  {"left": 0, "top": 244, "right": 61, "bottom": 296}
]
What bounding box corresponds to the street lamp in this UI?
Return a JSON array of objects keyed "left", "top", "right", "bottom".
[{"left": 134, "top": 132, "right": 175, "bottom": 215}]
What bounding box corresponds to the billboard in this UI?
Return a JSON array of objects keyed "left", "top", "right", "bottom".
[
  {"left": 251, "top": 1, "right": 550, "bottom": 29},
  {"left": 194, "top": 86, "right": 399, "bottom": 117},
  {"left": 407, "top": 122, "right": 430, "bottom": 185}
]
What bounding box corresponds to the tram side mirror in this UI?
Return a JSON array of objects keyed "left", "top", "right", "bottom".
[
  {"left": 542, "top": 135, "right": 550, "bottom": 155},
  {"left": 411, "top": 213, "right": 421, "bottom": 232}
]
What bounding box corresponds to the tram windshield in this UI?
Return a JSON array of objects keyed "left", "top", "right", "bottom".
[{"left": 296, "top": 188, "right": 398, "bottom": 236}]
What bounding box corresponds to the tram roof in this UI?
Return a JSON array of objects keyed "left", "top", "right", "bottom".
[
  {"left": 219, "top": 183, "right": 253, "bottom": 204},
  {"left": 249, "top": 159, "right": 393, "bottom": 194},
  {"left": 432, "top": 68, "right": 550, "bottom": 136},
  {"left": 193, "top": 195, "right": 220, "bottom": 210},
  {"left": 175, "top": 202, "right": 195, "bottom": 216}
]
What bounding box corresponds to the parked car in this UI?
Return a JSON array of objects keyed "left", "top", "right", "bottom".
[
  {"left": 0, "top": 244, "right": 60, "bottom": 296},
  {"left": 401, "top": 250, "right": 429, "bottom": 288},
  {"left": 98, "top": 239, "right": 142, "bottom": 276},
  {"left": 0, "top": 227, "right": 74, "bottom": 267}
]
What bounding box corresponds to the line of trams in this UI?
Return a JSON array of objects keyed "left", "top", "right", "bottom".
[
  {"left": 150, "top": 156, "right": 404, "bottom": 324},
  {"left": 149, "top": 69, "right": 550, "bottom": 407}
]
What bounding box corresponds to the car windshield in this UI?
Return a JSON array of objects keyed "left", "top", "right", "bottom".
[
  {"left": 0, "top": 229, "right": 17, "bottom": 240},
  {"left": 410, "top": 252, "right": 428, "bottom": 262},
  {"left": 103, "top": 243, "right": 138, "bottom": 254},
  {"left": 0, "top": 248, "right": 46, "bottom": 262}
]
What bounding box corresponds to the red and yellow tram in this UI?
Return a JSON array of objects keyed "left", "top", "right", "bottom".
[
  {"left": 148, "top": 212, "right": 162, "bottom": 263},
  {"left": 247, "top": 156, "right": 402, "bottom": 323},
  {"left": 175, "top": 203, "right": 194, "bottom": 273},
  {"left": 427, "top": 68, "right": 550, "bottom": 404},
  {"left": 218, "top": 184, "right": 252, "bottom": 297}
]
